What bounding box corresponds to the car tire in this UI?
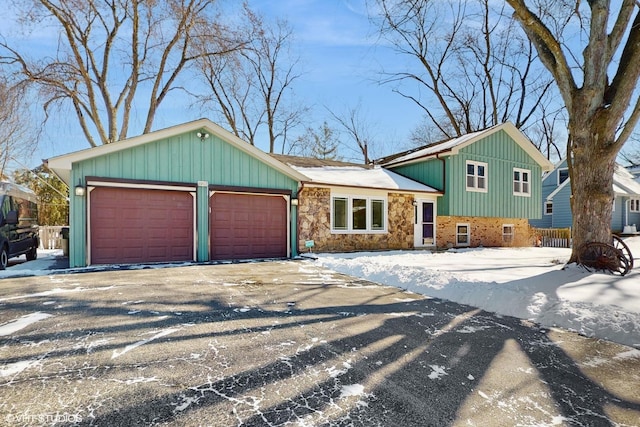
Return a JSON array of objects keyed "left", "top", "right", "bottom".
[
  {"left": 26, "top": 245, "right": 38, "bottom": 261},
  {"left": 0, "top": 246, "right": 8, "bottom": 270}
]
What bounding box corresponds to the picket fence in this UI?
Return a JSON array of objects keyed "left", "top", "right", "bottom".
[{"left": 532, "top": 227, "right": 572, "bottom": 248}]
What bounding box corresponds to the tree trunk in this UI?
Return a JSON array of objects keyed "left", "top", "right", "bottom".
[{"left": 567, "top": 118, "right": 618, "bottom": 263}]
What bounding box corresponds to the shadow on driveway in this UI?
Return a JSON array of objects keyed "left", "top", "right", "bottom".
[{"left": 0, "top": 261, "right": 639, "bottom": 426}]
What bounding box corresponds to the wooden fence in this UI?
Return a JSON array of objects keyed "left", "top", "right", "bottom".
[
  {"left": 532, "top": 227, "right": 572, "bottom": 248},
  {"left": 39, "top": 226, "right": 67, "bottom": 249}
]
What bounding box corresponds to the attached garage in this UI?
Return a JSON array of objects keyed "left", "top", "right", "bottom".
[
  {"left": 210, "top": 192, "right": 288, "bottom": 260},
  {"left": 88, "top": 184, "right": 195, "bottom": 265},
  {"left": 46, "top": 119, "right": 306, "bottom": 268}
]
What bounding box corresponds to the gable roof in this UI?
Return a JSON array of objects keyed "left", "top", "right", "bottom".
[
  {"left": 547, "top": 163, "right": 640, "bottom": 200},
  {"left": 272, "top": 154, "right": 441, "bottom": 194},
  {"left": 46, "top": 118, "right": 308, "bottom": 185},
  {"left": 378, "top": 122, "right": 554, "bottom": 172}
]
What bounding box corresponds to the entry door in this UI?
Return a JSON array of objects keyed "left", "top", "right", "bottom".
[{"left": 414, "top": 200, "right": 435, "bottom": 247}]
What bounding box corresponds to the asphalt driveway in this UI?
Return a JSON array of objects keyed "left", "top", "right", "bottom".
[{"left": 1, "top": 260, "right": 639, "bottom": 426}]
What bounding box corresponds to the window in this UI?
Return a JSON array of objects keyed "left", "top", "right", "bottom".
[
  {"left": 544, "top": 201, "right": 553, "bottom": 215},
  {"left": 456, "top": 223, "right": 470, "bottom": 246},
  {"left": 558, "top": 168, "right": 569, "bottom": 185},
  {"left": 631, "top": 199, "right": 640, "bottom": 212},
  {"left": 503, "top": 224, "right": 514, "bottom": 244},
  {"left": 331, "top": 195, "right": 386, "bottom": 233},
  {"left": 332, "top": 198, "right": 348, "bottom": 230},
  {"left": 372, "top": 200, "right": 385, "bottom": 230},
  {"left": 466, "top": 161, "right": 488, "bottom": 192},
  {"left": 352, "top": 198, "right": 367, "bottom": 230},
  {"left": 513, "top": 168, "right": 531, "bottom": 196}
]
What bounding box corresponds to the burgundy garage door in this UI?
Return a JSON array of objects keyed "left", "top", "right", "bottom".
[
  {"left": 210, "top": 193, "right": 287, "bottom": 260},
  {"left": 89, "top": 187, "right": 194, "bottom": 265}
]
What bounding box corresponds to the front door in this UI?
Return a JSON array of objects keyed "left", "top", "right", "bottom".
[{"left": 414, "top": 200, "right": 435, "bottom": 247}]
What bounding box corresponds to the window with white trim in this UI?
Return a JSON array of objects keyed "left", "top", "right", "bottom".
[
  {"left": 558, "top": 168, "right": 569, "bottom": 185},
  {"left": 513, "top": 168, "right": 531, "bottom": 196},
  {"left": 544, "top": 201, "right": 553, "bottom": 215},
  {"left": 503, "top": 224, "right": 514, "bottom": 243},
  {"left": 333, "top": 197, "right": 348, "bottom": 230},
  {"left": 631, "top": 199, "right": 640, "bottom": 212},
  {"left": 331, "top": 195, "right": 387, "bottom": 233},
  {"left": 456, "top": 223, "right": 470, "bottom": 246},
  {"left": 466, "top": 161, "right": 488, "bottom": 192}
]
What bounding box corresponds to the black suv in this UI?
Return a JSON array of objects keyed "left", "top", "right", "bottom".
[{"left": 0, "top": 183, "right": 39, "bottom": 269}]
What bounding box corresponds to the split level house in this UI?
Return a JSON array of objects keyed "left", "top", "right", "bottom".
[
  {"left": 379, "top": 122, "right": 554, "bottom": 248},
  {"left": 529, "top": 159, "right": 640, "bottom": 233},
  {"left": 46, "top": 119, "right": 552, "bottom": 268}
]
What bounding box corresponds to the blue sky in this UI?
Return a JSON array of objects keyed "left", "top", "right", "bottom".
[{"left": 12, "top": 0, "right": 422, "bottom": 170}]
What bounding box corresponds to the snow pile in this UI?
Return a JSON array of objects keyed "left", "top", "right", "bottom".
[
  {"left": 0, "top": 249, "right": 65, "bottom": 278},
  {"left": 316, "top": 237, "right": 640, "bottom": 348}
]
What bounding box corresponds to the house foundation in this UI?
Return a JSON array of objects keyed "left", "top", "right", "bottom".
[{"left": 436, "top": 216, "right": 532, "bottom": 248}]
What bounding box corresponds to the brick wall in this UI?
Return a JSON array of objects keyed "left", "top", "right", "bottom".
[
  {"left": 297, "top": 187, "right": 415, "bottom": 252},
  {"left": 436, "top": 216, "right": 532, "bottom": 248}
]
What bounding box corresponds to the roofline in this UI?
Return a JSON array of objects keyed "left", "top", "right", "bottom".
[
  {"left": 382, "top": 122, "right": 554, "bottom": 172},
  {"left": 547, "top": 176, "right": 640, "bottom": 201},
  {"left": 302, "top": 181, "right": 443, "bottom": 195},
  {"left": 543, "top": 158, "right": 640, "bottom": 201},
  {"left": 46, "top": 118, "right": 308, "bottom": 185},
  {"left": 546, "top": 177, "right": 570, "bottom": 200}
]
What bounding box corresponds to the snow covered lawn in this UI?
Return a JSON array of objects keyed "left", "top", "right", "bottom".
[{"left": 316, "top": 236, "right": 640, "bottom": 348}]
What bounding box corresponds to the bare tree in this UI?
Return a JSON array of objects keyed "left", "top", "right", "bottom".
[
  {"left": 524, "top": 105, "right": 566, "bottom": 161},
  {"left": 506, "top": 0, "right": 640, "bottom": 262},
  {"left": 620, "top": 133, "right": 640, "bottom": 166},
  {"left": 0, "top": 76, "right": 36, "bottom": 178},
  {"left": 195, "top": 5, "right": 306, "bottom": 153},
  {"left": 373, "top": 0, "right": 557, "bottom": 149},
  {"left": 288, "top": 122, "right": 340, "bottom": 160},
  {"left": 328, "top": 103, "right": 382, "bottom": 164},
  {"left": 0, "top": 0, "right": 239, "bottom": 147}
]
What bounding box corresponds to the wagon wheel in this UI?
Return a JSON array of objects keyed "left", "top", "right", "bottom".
[
  {"left": 612, "top": 235, "right": 634, "bottom": 270},
  {"left": 577, "top": 242, "right": 631, "bottom": 276}
]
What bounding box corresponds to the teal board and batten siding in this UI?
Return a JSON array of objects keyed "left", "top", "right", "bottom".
[
  {"left": 68, "top": 131, "right": 299, "bottom": 267},
  {"left": 391, "top": 130, "right": 543, "bottom": 219},
  {"left": 392, "top": 158, "right": 445, "bottom": 192}
]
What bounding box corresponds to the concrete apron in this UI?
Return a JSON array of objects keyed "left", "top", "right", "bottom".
[{"left": 0, "top": 260, "right": 639, "bottom": 426}]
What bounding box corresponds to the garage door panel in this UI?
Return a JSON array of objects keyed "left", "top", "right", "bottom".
[
  {"left": 210, "top": 193, "right": 287, "bottom": 260},
  {"left": 90, "top": 187, "right": 194, "bottom": 265}
]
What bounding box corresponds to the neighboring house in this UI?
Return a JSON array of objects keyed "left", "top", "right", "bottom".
[
  {"left": 379, "top": 122, "right": 554, "bottom": 248},
  {"left": 530, "top": 159, "right": 640, "bottom": 233},
  {"left": 47, "top": 119, "right": 307, "bottom": 268},
  {"left": 271, "top": 155, "right": 441, "bottom": 252}
]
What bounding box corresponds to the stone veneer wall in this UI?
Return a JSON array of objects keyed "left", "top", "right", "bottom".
[
  {"left": 297, "top": 187, "right": 415, "bottom": 252},
  {"left": 436, "top": 216, "right": 532, "bottom": 249}
]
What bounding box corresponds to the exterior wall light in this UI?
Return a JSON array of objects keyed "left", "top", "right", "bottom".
[
  {"left": 74, "top": 180, "right": 86, "bottom": 197},
  {"left": 291, "top": 198, "right": 299, "bottom": 206},
  {"left": 197, "top": 131, "right": 210, "bottom": 141}
]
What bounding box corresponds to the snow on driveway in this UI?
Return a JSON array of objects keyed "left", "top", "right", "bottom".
[{"left": 316, "top": 237, "right": 640, "bottom": 348}]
